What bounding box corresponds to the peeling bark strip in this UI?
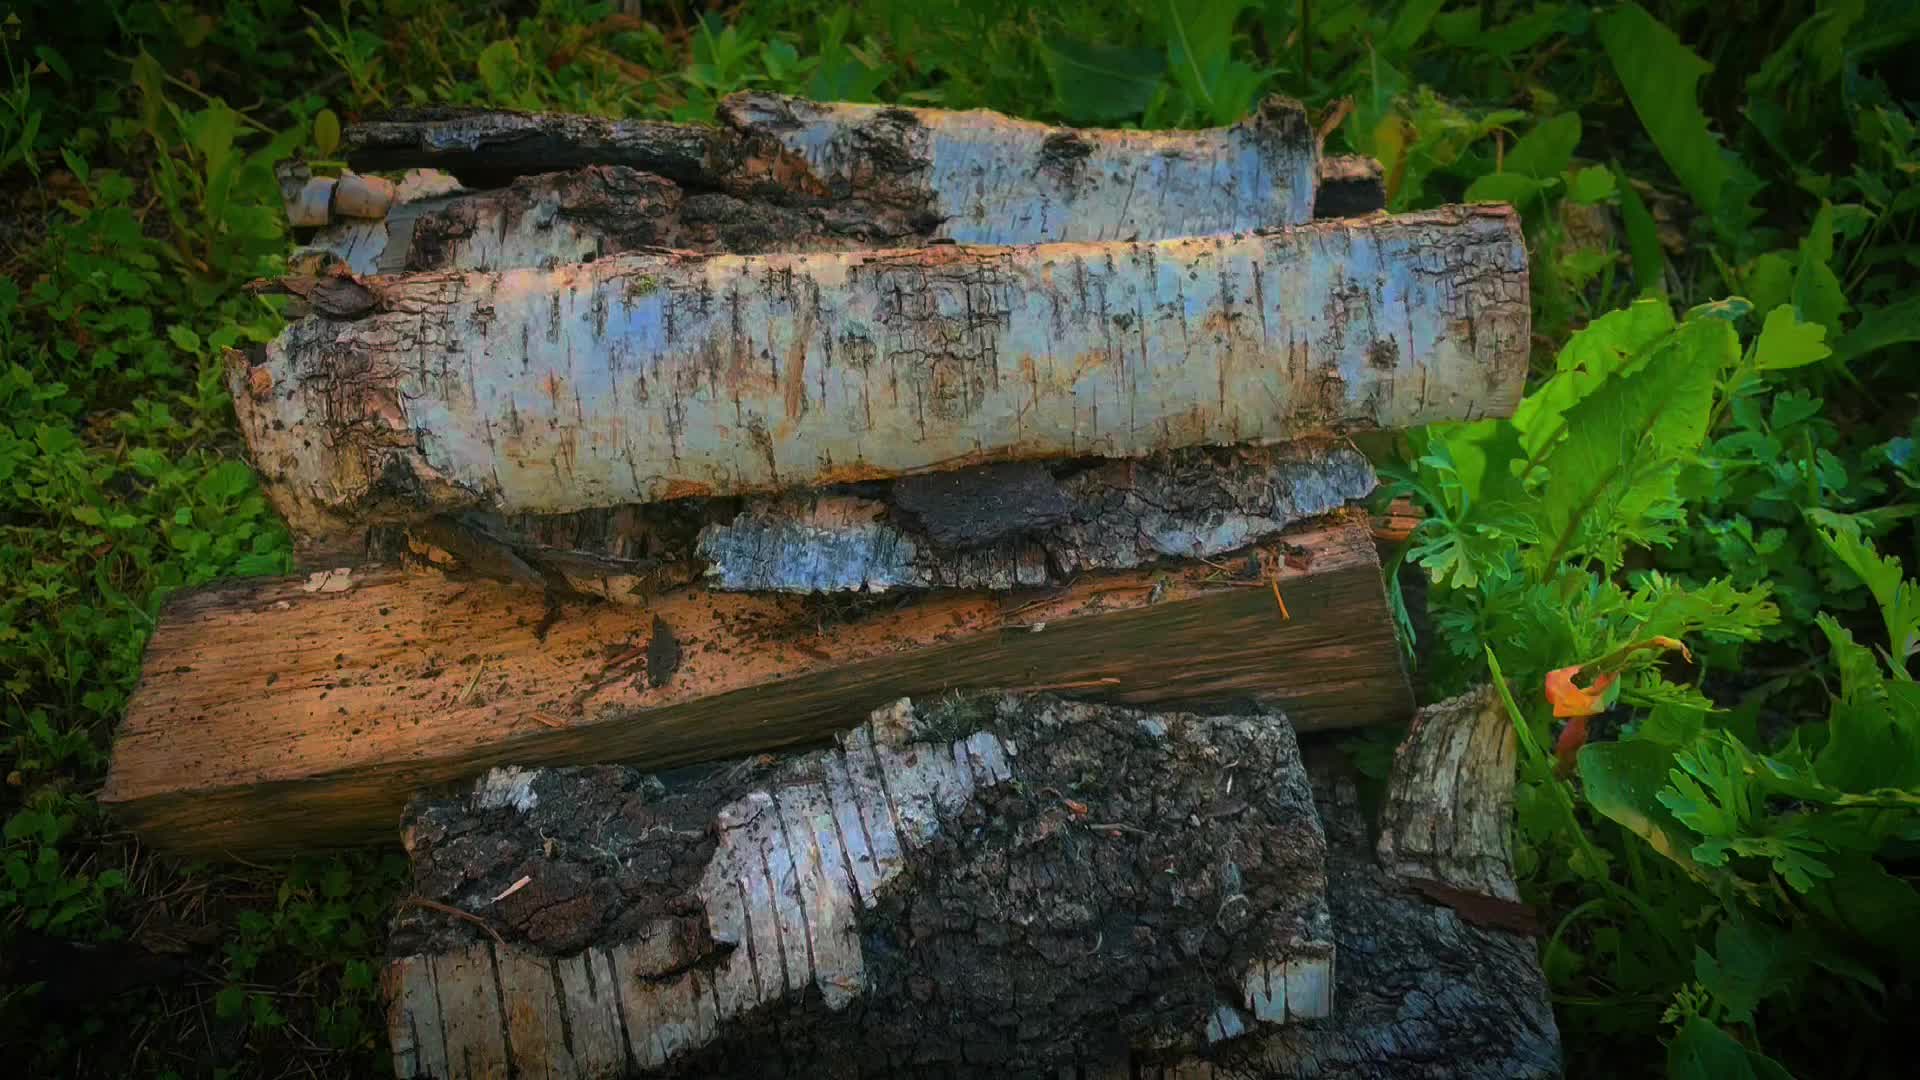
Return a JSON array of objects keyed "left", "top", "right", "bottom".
[
  {"left": 694, "top": 443, "right": 1376, "bottom": 592},
  {"left": 384, "top": 694, "right": 1334, "bottom": 1078},
  {"left": 344, "top": 92, "right": 1320, "bottom": 246},
  {"left": 236, "top": 206, "right": 1527, "bottom": 539},
  {"left": 386, "top": 441, "right": 1375, "bottom": 602},
  {"left": 101, "top": 518, "right": 1412, "bottom": 858}
]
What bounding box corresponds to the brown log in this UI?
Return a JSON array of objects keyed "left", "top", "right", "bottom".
[
  {"left": 343, "top": 93, "right": 1321, "bottom": 246},
  {"left": 101, "top": 517, "right": 1411, "bottom": 858},
  {"left": 234, "top": 206, "right": 1527, "bottom": 543},
  {"left": 382, "top": 694, "right": 1334, "bottom": 1077}
]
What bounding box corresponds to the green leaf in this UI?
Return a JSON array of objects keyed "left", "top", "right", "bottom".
[
  {"left": 1039, "top": 39, "right": 1166, "bottom": 124},
  {"left": 1614, "top": 170, "right": 1667, "bottom": 296},
  {"left": 1752, "top": 305, "right": 1831, "bottom": 371},
  {"left": 1567, "top": 165, "right": 1616, "bottom": 205},
  {"left": 1669, "top": 1016, "right": 1793, "bottom": 1080},
  {"left": 313, "top": 109, "right": 341, "bottom": 157},
  {"left": 1598, "top": 3, "right": 1762, "bottom": 247},
  {"left": 1809, "top": 509, "right": 1920, "bottom": 666},
  {"left": 476, "top": 40, "right": 520, "bottom": 100},
  {"left": 167, "top": 326, "right": 201, "bottom": 353},
  {"left": 1741, "top": 253, "right": 1796, "bottom": 315},
  {"left": 1579, "top": 739, "right": 1706, "bottom": 877},
  {"left": 1694, "top": 920, "right": 1799, "bottom": 1025},
  {"left": 1463, "top": 171, "right": 1544, "bottom": 208},
  {"left": 1833, "top": 297, "right": 1920, "bottom": 366},
  {"left": 1528, "top": 318, "right": 1729, "bottom": 572},
  {"left": 1793, "top": 206, "right": 1850, "bottom": 338},
  {"left": 1505, "top": 113, "right": 1581, "bottom": 180}
]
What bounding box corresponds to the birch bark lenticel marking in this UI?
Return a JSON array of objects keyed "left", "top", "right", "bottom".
[{"left": 232, "top": 205, "right": 1527, "bottom": 539}]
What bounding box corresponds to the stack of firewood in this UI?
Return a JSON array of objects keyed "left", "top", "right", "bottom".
[{"left": 102, "top": 94, "right": 1558, "bottom": 1078}]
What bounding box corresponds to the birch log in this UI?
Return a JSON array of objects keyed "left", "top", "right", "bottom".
[
  {"left": 302, "top": 154, "right": 1387, "bottom": 278},
  {"left": 100, "top": 517, "right": 1411, "bottom": 858},
  {"left": 382, "top": 694, "right": 1335, "bottom": 1078},
  {"left": 233, "top": 205, "right": 1527, "bottom": 542},
  {"left": 344, "top": 93, "right": 1320, "bottom": 245}
]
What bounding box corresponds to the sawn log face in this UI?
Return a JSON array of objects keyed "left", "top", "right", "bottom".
[
  {"left": 101, "top": 517, "right": 1412, "bottom": 858},
  {"left": 234, "top": 206, "right": 1527, "bottom": 539},
  {"left": 384, "top": 695, "right": 1333, "bottom": 1077}
]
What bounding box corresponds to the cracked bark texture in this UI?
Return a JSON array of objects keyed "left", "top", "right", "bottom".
[
  {"left": 343, "top": 92, "right": 1320, "bottom": 248},
  {"left": 305, "top": 154, "right": 1386, "bottom": 278},
  {"left": 694, "top": 442, "right": 1376, "bottom": 593},
  {"left": 384, "top": 695, "right": 1334, "bottom": 1078},
  {"left": 233, "top": 206, "right": 1527, "bottom": 542}
]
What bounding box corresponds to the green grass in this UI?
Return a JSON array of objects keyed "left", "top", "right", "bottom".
[{"left": 1, "top": 1, "right": 1916, "bottom": 1076}]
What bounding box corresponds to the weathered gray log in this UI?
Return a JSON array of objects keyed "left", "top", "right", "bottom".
[
  {"left": 303, "top": 154, "right": 1388, "bottom": 279},
  {"left": 384, "top": 694, "right": 1335, "bottom": 1078},
  {"left": 344, "top": 93, "right": 1320, "bottom": 246},
  {"left": 233, "top": 206, "right": 1527, "bottom": 542},
  {"left": 1375, "top": 684, "right": 1523, "bottom": 905},
  {"left": 393, "top": 441, "right": 1374, "bottom": 601},
  {"left": 380, "top": 691, "right": 1561, "bottom": 1078},
  {"left": 691, "top": 442, "right": 1376, "bottom": 593}
]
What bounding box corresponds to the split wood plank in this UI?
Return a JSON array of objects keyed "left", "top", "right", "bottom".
[
  {"left": 234, "top": 205, "right": 1527, "bottom": 540},
  {"left": 101, "top": 517, "right": 1409, "bottom": 858},
  {"left": 343, "top": 92, "right": 1321, "bottom": 246}
]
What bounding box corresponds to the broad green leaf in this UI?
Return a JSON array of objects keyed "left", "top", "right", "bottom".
[
  {"left": 1505, "top": 113, "right": 1581, "bottom": 180},
  {"left": 1639, "top": 702, "right": 1708, "bottom": 747},
  {"left": 1614, "top": 168, "right": 1667, "bottom": 295},
  {"left": 313, "top": 108, "right": 341, "bottom": 157},
  {"left": 1381, "top": 0, "right": 1446, "bottom": 55},
  {"left": 1752, "top": 305, "right": 1831, "bottom": 370},
  {"left": 1793, "top": 205, "right": 1851, "bottom": 338},
  {"left": 1668, "top": 1016, "right": 1793, "bottom": 1080},
  {"left": 1528, "top": 318, "right": 1729, "bottom": 571},
  {"left": 1039, "top": 39, "right": 1166, "bottom": 123},
  {"left": 1741, "top": 252, "right": 1796, "bottom": 315},
  {"left": 476, "top": 40, "right": 520, "bottom": 100},
  {"left": 1598, "top": 3, "right": 1762, "bottom": 247},
  {"left": 1463, "top": 171, "right": 1543, "bottom": 208},
  {"left": 1694, "top": 920, "right": 1799, "bottom": 1025},
  {"left": 1566, "top": 165, "right": 1615, "bottom": 205},
  {"left": 1513, "top": 297, "right": 1677, "bottom": 459},
  {"left": 1805, "top": 857, "right": 1920, "bottom": 969},
  {"left": 1833, "top": 297, "right": 1920, "bottom": 365},
  {"left": 1579, "top": 739, "right": 1706, "bottom": 877}
]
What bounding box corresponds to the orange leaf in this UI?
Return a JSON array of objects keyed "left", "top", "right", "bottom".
[
  {"left": 1554, "top": 714, "right": 1592, "bottom": 775},
  {"left": 1544, "top": 666, "right": 1617, "bottom": 718}
]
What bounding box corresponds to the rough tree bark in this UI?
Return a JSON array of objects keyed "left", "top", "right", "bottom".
[
  {"left": 383, "top": 694, "right": 1336, "bottom": 1078},
  {"left": 233, "top": 206, "right": 1527, "bottom": 542},
  {"left": 102, "top": 518, "right": 1412, "bottom": 858},
  {"left": 301, "top": 155, "right": 1386, "bottom": 278},
  {"left": 379, "top": 690, "right": 1560, "bottom": 1078},
  {"left": 395, "top": 441, "right": 1376, "bottom": 600},
  {"left": 343, "top": 93, "right": 1321, "bottom": 245}
]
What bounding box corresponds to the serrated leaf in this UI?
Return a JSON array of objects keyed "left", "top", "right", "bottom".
[{"left": 1599, "top": 3, "right": 1763, "bottom": 247}]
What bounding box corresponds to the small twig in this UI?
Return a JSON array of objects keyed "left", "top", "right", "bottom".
[
  {"left": 402, "top": 896, "right": 505, "bottom": 946},
  {"left": 530, "top": 712, "right": 571, "bottom": 730},
  {"left": 1086, "top": 822, "right": 1151, "bottom": 836},
  {"left": 491, "top": 875, "right": 532, "bottom": 903}
]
